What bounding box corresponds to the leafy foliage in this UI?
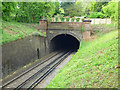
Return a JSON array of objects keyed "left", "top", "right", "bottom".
[
  {"left": 102, "top": 1, "right": 118, "bottom": 21},
  {"left": 2, "top": 1, "right": 118, "bottom": 22},
  {"left": 2, "top": 2, "right": 17, "bottom": 21},
  {"left": 88, "top": 12, "right": 105, "bottom": 18},
  {"left": 61, "top": 2, "right": 83, "bottom": 17},
  {"left": 55, "top": 17, "right": 58, "bottom": 22},
  {"left": 60, "top": 16, "right": 65, "bottom": 22},
  {"left": 2, "top": 2, "right": 60, "bottom": 23},
  {"left": 48, "top": 17, "right": 52, "bottom": 22},
  {"left": 66, "top": 17, "right": 70, "bottom": 22},
  {"left": 87, "top": 1, "right": 118, "bottom": 21},
  {"left": 59, "top": 8, "right": 64, "bottom": 15},
  {"left": 71, "top": 17, "right": 74, "bottom": 22},
  {"left": 81, "top": 18, "right": 84, "bottom": 22},
  {"left": 118, "top": 2, "right": 120, "bottom": 28},
  {"left": 76, "top": 18, "right": 80, "bottom": 22},
  {"left": 90, "top": 1, "right": 108, "bottom": 12}
]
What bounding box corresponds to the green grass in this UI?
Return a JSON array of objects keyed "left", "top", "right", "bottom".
[
  {"left": 1, "top": 21, "right": 46, "bottom": 45},
  {"left": 92, "top": 23, "right": 117, "bottom": 28},
  {"left": 46, "top": 30, "right": 118, "bottom": 88}
]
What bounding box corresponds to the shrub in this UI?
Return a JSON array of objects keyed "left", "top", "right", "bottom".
[
  {"left": 71, "top": 17, "right": 74, "bottom": 22},
  {"left": 48, "top": 18, "right": 52, "bottom": 22},
  {"left": 87, "top": 12, "right": 105, "bottom": 18},
  {"left": 66, "top": 17, "right": 70, "bottom": 22},
  {"left": 81, "top": 18, "right": 84, "bottom": 22},
  {"left": 55, "top": 17, "right": 58, "bottom": 22},
  {"left": 60, "top": 17, "right": 65, "bottom": 22},
  {"left": 76, "top": 18, "right": 80, "bottom": 22},
  {"left": 97, "top": 12, "right": 105, "bottom": 18},
  {"left": 87, "top": 12, "right": 97, "bottom": 18}
]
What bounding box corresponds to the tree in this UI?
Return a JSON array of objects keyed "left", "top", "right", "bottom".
[
  {"left": 2, "top": 2, "right": 60, "bottom": 23},
  {"left": 102, "top": 1, "right": 118, "bottom": 21},
  {"left": 60, "top": 2, "right": 83, "bottom": 17},
  {"left": 2, "top": 2, "right": 17, "bottom": 21},
  {"left": 90, "top": 0, "right": 108, "bottom": 12},
  {"left": 54, "top": 2, "right": 60, "bottom": 15}
]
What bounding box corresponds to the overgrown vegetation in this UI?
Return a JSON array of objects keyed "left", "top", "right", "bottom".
[
  {"left": 60, "top": 17, "right": 65, "bottom": 22},
  {"left": 60, "top": 0, "right": 118, "bottom": 23},
  {"left": 61, "top": 2, "right": 83, "bottom": 17},
  {"left": 102, "top": 1, "right": 118, "bottom": 21},
  {"left": 55, "top": 17, "right": 59, "bottom": 22},
  {"left": 66, "top": 17, "right": 70, "bottom": 22},
  {"left": 88, "top": 12, "right": 105, "bottom": 18},
  {"left": 2, "top": 2, "right": 60, "bottom": 23},
  {"left": 2, "top": 1, "right": 118, "bottom": 23},
  {"left": 47, "top": 30, "right": 118, "bottom": 88},
  {"left": 76, "top": 18, "right": 80, "bottom": 22},
  {"left": 71, "top": 17, "right": 75, "bottom": 22},
  {"left": 1, "top": 21, "right": 46, "bottom": 45}
]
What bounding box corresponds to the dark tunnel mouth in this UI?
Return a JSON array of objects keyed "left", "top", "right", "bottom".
[{"left": 50, "top": 34, "right": 80, "bottom": 52}]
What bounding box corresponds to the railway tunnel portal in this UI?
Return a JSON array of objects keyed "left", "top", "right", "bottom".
[
  {"left": 39, "top": 19, "right": 89, "bottom": 52},
  {"left": 50, "top": 34, "right": 80, "bottom": 52}
]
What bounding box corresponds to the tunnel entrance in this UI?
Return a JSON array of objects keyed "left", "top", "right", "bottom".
[{"left": 50, "top": 34, "right": 80, "bottom": 52}]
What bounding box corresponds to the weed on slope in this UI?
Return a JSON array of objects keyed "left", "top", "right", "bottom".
[
  {"left": 47, "top": 30, "right": 118, "bottom": 88},
  {"left": 1, "top": 21, "right": 46, "bottom": 45}
]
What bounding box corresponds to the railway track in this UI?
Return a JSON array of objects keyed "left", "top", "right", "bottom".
[{"left": 2, "top": 51, "right": 72, "bottom": 89}]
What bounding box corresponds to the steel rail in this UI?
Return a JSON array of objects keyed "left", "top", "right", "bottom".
[
  {"left": 2, "top": 51, "right": 60, "bottom": 88},
  {"left": 27, "top": 51, "right": 71, "bottom": 90},
  {"left": 14, "top": 51, "right": 67, "bottom": 90}
]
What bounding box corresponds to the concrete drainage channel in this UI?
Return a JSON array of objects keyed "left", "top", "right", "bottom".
[{"left": 2, "top": 51, "right": 74, "bottom": 89}]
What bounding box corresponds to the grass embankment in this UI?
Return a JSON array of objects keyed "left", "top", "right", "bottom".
[
  {"left": 47, "top": 30, "right": 118, "bottom": 88},
  {"left": 1, "top": 21, "right": 46, "bottom": 45}
]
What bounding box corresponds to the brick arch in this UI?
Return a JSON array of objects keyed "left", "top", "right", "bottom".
[{"left": 49, "top": 32, "right": 82, "bottom": 42}]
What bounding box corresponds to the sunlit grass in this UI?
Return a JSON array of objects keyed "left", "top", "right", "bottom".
[
  {"left": 1, "top": 21, "right": 46, "bottom": 45},
  {"left": 46, "top": 30, "right": 118, "bottom": 88}
]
